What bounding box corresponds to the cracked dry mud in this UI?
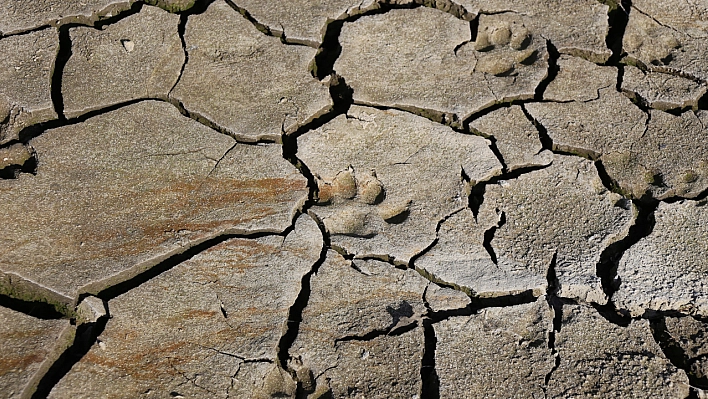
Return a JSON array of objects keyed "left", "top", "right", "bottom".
[{"left": 1, "top": 1, "right": 708, "bottom": 399}]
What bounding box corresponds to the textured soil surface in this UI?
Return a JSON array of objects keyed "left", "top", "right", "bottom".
[{"left": 2, "top": 0, "right": 708, "bottom": 398}]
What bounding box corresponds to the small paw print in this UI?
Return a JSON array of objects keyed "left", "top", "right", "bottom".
[
  {"left": 315, "top": 166, "right": 412, "bottom": 237},
  {"left": 473, "top": 15, "right": 540, "bottom": 76}
]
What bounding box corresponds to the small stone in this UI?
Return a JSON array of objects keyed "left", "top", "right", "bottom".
[
  {"left": 62, "top": 5, "right": 183, "bottom": 118},
  {"left": 171, "top": 0, "right": 332, "bottom": 142},
  {"left": 76, "top": 296, "right": 107, "bottom": 325},
  {"left": 120, "top": 39, "right": 134, "bottom": 52}
]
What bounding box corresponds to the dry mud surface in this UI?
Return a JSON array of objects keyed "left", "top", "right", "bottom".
[{"left": 1, "top": 0, "right": 708, "bottom": 398}]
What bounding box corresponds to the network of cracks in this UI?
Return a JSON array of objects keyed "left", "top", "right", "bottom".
[{"left": 2, "top": 0, "right": 708, "bottom": 398}]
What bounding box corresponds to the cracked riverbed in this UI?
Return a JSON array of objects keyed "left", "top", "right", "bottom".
[{"left": 1, "top": 0, "right": 708, "bottom": 398}]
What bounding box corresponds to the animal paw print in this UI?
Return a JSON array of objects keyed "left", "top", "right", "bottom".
[
  {"left": 473, "top": 15, "right": 540, "bottom": 76},
  {"left": 314, "top": 166, "right": 412, "bottom": 237}
]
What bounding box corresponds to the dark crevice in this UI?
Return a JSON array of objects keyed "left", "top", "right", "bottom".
[
  {"left": 169, "top": 11, "right": 189, "bottom": 95},
  {"left": 224, "top": 0, "right": 275, "bottom": 37},
  {"left": 463, "top": 101, "right": 523, "bottom": 128},
  {"left": 468, "top": 14, "right": 480, "bottom": 42},
  {"left": 31, "top": 314, "right": 109, "bottom": 399},
  {"left": 543, "top": 257, "right": 562, "bottom": 395},
  {"left": 595, "top": 195, "right": 657, "bottom": 300},
  {"left": 1, "top": 0, "right": 143, "bottom": 38},
  {"left": 467, "top": 125, "right": 508, "bottom": 173},
  {"left": 594, "top": 158, "right": 624, "bottom": 197},
  {"left": 420, "top": 318, "right": 440, "bottom": 399},
  {"left": 542, "top": 254, "right": 561, "bottom": 396},
  {"left": 650, "top": 317, "right": 708, "bottom": 389},
  {"left": 311, "top": 19, "right": 343, "bottom": 80},
  {"left": 469, "top": 289, "right": 538, "bottom": 313},
  {"left": 481, "top": 210, "right": 505, "bottom": 264},
  {"left": 94, "top": 231, "right": 278, "bottom": 302},
  {"left": 223, "top": 0, "right": 313, "bottom": 47},
  {"left": 688, "top": 388, "right": 702, "bottom": 399},
  {"left": 276, "top": 223, "right": 329, "bottom": 375},
  {"left": 91, "top": 2, "right": 145, "bottom": 30},
  {"left": 616, "top": 64, "right": 625, "bottom": 92},
  {"left": 520, "top": 104, "right": 553, "bottom": 151},
  {"left": 698, "top": 89, "right": 708, "bottom": 111},
  {"left": 167, "top": 96, "right": 280, "bottom": 143},
  {"left": 691, "top": 186, "right": 708, "bottom": 202},
  {"left": 545, "top": 252, "right": 559, "bottom": 297},
  {"left": 287, "top": 74, "right": 354, "bottom": 139},
  {"left": 50, "top": 27, "right": 71, "bottom": 121},
  {"left": 603, "top": 0, "right": 630, "bottom": 66},
  {"left": 355, "top": 254, "right": 408, "bottom": 269},
  {"left": 426, "top": 290, "right": 539, "bottom": 324},
  {"left": 522, "top": 107, "right": 605, "bottom": 160},
  {"left": 543, "top": 298, "right": 562, "bottom": 386},
  {"left": 334, "top": 321, "right": 419, "bottom": 344},
  {"left": 592, "top": 302, "right": 633, "bottom": 326},
  {"left": 534, "top": 40, "right": 560, "bottom": 101},
  {"left": 0, "top": 294, "right": 66, "bottom": 319}
]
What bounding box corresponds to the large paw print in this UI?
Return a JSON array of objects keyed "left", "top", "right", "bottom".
[
  {"left": 314, "top": 167, "right": 412, "bottom": 237},
  {"left": 472, "top": 15, "right": 541, "bottom": 76}
]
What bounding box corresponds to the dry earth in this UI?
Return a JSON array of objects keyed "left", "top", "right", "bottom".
[{"left": 1, "top": 0, "right": 708, "bottom": 398}]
